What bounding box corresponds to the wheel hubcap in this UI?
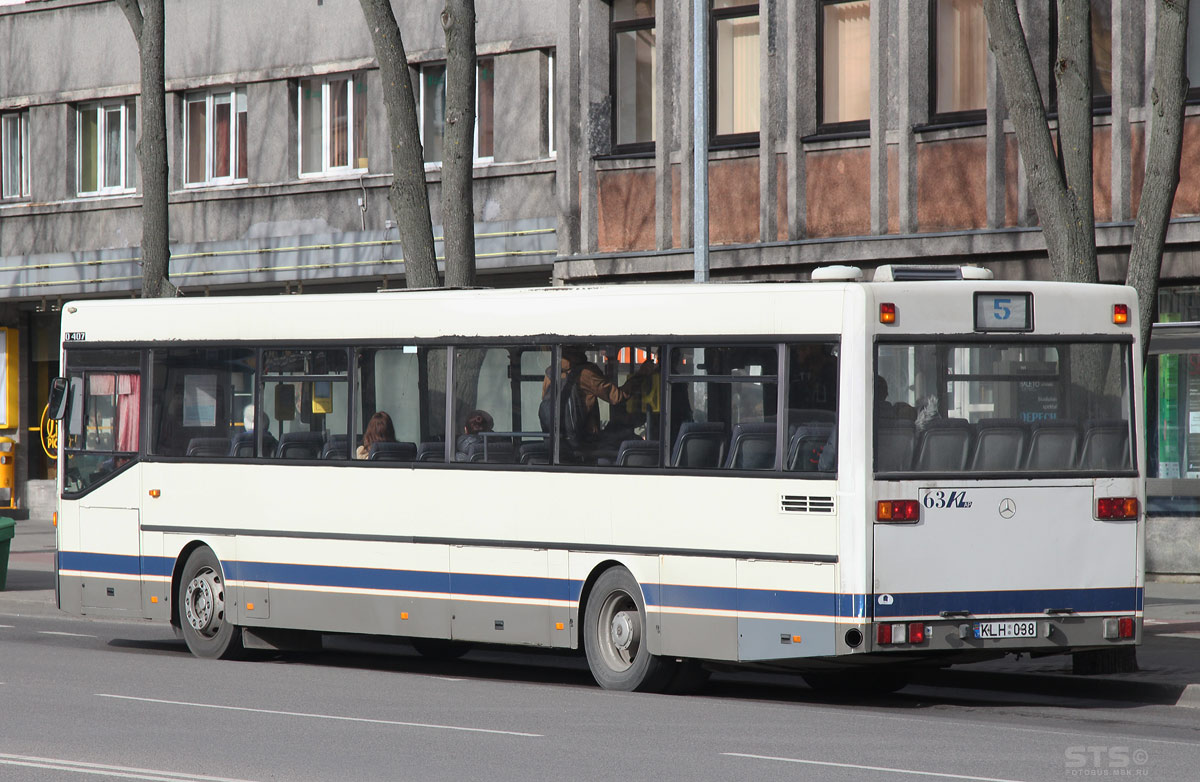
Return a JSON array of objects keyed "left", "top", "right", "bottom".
[
  {"left": 596, "top": 591, "right": 641, "bottom": 672},
  {"left": 183, "top": 567, "right": 225, "bottom": 638}
]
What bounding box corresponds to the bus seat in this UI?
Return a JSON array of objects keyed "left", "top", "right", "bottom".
[
  {"left": 1024, "top": 421, "right": 1080, "bottom": 470},
  {"left": 228, "top": 431, "right": 277, "bottom": 458},
  {"left": 725, "top": 423, "right": 776, "bottom": 470},
  {"left": 1078, "top": 420, "right": 1130, "bottom": 470},
  {"left": 276, "top": 431, "right": 325, "bottom": 460},
  {"left": 616, "top": 439, "right": 659, "bottom": 467},
  {"left": 518, "top": 441, "right": 550, "bottom": 465},
  {"left": 458, "top": 439, "right": 515, "bottom": 463},
  {"left": 417, "top": 441, "right": 446, "bottom": 462},
  {"left": 875, "top": 422, "right": 916, "bottom": 472},
  {"left": 185, "top": 437, "right": 231, "bottom": 458},
  {"left": 368, "top": 441, "right": 418, "bottom": 461},
  {"left": 915, "top": 419, "right": 973, "bottom": 471},
  {"left": 671, "top": 422, "right": 727, "bottom": 468},
  {"left": 321, "top": 434, "right": 350, "bottom": 460},
  {"left": 786, "top": 423, "right": 833, "bottom": 471},
  {"left": 968, "top": 419, "right": 1028, "bottom": 471}
]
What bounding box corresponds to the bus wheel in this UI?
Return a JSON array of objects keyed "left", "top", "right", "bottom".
[
  {"left": 179, "top": 547, "right": 244, "bottom": 660},
  {"left": 583, "top": 567, "right": 674, "bottom": 692}
]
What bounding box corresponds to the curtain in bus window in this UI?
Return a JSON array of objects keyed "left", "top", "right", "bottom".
[{"left": 116, "top": 373, "right": 140, "bottom": 452}]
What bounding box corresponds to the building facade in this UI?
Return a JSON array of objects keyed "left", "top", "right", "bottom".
[{"left": 0, "top": 0, "right": 1198, "bottom": 572}]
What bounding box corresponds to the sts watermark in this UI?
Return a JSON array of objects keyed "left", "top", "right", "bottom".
[{"left": 1064, "top": 746, "right": 1149, "bottom": 777}]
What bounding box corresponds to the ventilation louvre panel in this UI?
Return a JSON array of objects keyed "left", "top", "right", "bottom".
[{"left": 780, "top": 495, "right": 835, "bottom": 514}]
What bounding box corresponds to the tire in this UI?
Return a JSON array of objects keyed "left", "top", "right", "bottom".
[
  {"left": 410, "top": 638, "right": 471, "bottom": 659},
  {"left": 178, "top": 547, "right": 244, "bottom": 660},
  {"left": 583, "top": 567, "right": 675, "bottom": 692}
]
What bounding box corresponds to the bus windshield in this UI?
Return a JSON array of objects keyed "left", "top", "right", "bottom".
[{"left": 874, "top": 340, "right": 1133, "bottom": 474}]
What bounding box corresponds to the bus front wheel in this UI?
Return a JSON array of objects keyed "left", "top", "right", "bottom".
[
  {"left": 178, "top": 547, "right": 244, "bottom": 660},
  {"left": 583, "top": 567, "right": 674, "bottom": 692}
]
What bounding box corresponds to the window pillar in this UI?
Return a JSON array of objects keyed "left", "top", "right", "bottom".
[
  {"left": 678, "top": 0, "right": 695, "bottom": 249},
  {"left": 785, "top": 0, "right": 816, "bottom": 240},
  {"left": 579, "top": 0, "right": 610, "bottom": 254},
  {"left": 758, "top": 0, "right": 779, "bottom": 243},
  {"left": 869, "top": 0, "right": 889, "bottom": 235},
  {"left": 986, "top": 35, "right": 1006, "bottom": 229},
  {"left": 897, "top": 0, "right": 925, "bottom": 235},
  {"left": 1110, "top": 0, "right": 1137, "bottom": 223},
  {"left": 656, "top": 0, "right": 678, "bottom": 250}
]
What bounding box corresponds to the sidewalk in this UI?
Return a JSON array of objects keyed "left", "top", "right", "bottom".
[{"left": 2, "top": 515, "right": 1198, "bottom": 704}]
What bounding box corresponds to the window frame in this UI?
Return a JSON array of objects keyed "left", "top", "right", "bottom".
[
  {"left": 709, "top": 1, "right": 761, "bottom": 148},
  {"left": 298, "top": 73, "right": 368, "bottom": 178},
  {"left": 815, "top": 0, "right": 871, "bottom": 137},
  {"left": 927, "top": 0, "right": 988, "bottom": 127},
  {"left": 0, "top": 109, "right": 30, "bottom": 200},
  {"left": 547, "top": 49, "right": 557, "bottom": 157},
  {"left": 418, "top": 58, "right": 497, "bottom": 167},
  {"left": 76, "top": 98, "right": 137, "bottom": 197},
  {"left": 609, "top": 3, "right": 657, "bottom": 155},
  {"left": 184, "top": 87, "right": 249, "bottom": 187}
]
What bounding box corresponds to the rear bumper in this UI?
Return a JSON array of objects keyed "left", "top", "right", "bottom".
[{"left": 867, "top": 614, "right": 1141, "bottom": 654}]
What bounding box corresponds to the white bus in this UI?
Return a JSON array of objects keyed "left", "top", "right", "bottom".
[{"left": 50, "top": 267, "right": 1144, "bottom": 692}]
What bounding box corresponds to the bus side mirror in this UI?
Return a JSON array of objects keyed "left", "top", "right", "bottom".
[{"left": 48, "top": 377, "right": 69, "bottom": 420}]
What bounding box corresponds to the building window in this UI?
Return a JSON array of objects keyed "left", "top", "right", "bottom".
[
  {"left": 185, "top": 88, "right": 248, "bottom": 186},
  {"left": 299, "top": 73, "right": 368, "bottom": 176},
  {"left": 818, "top": 0, "right": 870, "bottom": 132},
  {"left": 931, "top": 0, "right": 987, "bottom": 121},
  {"left": 78, "top": 99, "right": 136, "bottom": 195},
  {"left": 419, "top": 58, "right": 496, "bottom": 165},
  {"left": 547, "top": 50, "right": 556, "bottom": 157},
  {"left": 1047, "top": 0, "right": 1112, "bottom": 110},
  {"left": 611, "top": 0, "right": 656, "bottom": 151},
  {"left": 712, "top": 1, "right": 760, "bottom": 142},
  {"left": 0, "top": 110, "right": 29, "bottom": 199}
]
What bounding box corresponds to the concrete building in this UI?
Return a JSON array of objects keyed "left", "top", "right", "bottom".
[{"left": 0, "top": 0, "right": 1197, "bottom": 572}]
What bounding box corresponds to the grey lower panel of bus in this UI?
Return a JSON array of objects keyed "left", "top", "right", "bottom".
[
  {"left": 738, "top": 617, "right": 837, "bottom": 659},
  {"left": 61, "top": 575, "right": 141, "bottom": 617}
]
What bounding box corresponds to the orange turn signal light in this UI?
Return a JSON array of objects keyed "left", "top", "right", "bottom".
[
  {"left": 880, "top": 302, "right": 897, "bottom": 324},
  {"left": 1113, "top": 304, "right": 1129, "bottom": 325},
  {"left": 148, "top": 489, "right": 161, "bottom": 498}
]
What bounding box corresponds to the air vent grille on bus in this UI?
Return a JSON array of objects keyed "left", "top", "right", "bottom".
[{"left": 780, "top": 495, "right": 835, "bottom": 514}]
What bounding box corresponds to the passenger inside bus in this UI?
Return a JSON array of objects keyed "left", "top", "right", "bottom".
[
  {"left": 560, "top": 346, "right": 656, "bottom": 455},
  {"left": 357, "top": 410, "right": 397, "bottom": 459},
  {"left": 455, "top": 409, "right": 496, "bottom": 460}
]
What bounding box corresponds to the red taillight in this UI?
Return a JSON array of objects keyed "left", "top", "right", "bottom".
[
  {"left": 877, "top": 499, "right": 920, "bottom": 522},
  {"left": 1097, "top": 497, "right": 1139, "bottom": 520},
  {"left": 877, "top": 623, "right": 892, "bottom": 644},
  {"left": 1113, "top": 304, "right": 1129, "bottom": 325},
  {"left": 877, "top": 622, "right": 924, "bottom": 646},
  {"left": 907, "top": 622, "right": 926, "bottom": 644},
  {"left": 880, "top": 302, "right": 897, "bottom": 324},
  {"left": 1118, "top": 617, "right": 1135, "bottom": 639}
]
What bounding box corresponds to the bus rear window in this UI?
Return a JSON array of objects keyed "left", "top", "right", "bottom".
[{"left": 874, "top": 341, "right": 1133, "bottom": 474}]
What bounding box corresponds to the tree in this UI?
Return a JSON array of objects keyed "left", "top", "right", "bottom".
[
  {"left": 114, "top": 0, "right": 177, "bottom": 298},
  {"left": 359, "top": 0, "right": 441, "bottom": 288},
  {"left": 359, "top": 0, "right": 479, "bottom": 289},
  {"left": 981, "top": 0, "right": 1189, "bottom": 362},
  {"left": 440, "top": 0, "right": 478, "bottom": 288}
]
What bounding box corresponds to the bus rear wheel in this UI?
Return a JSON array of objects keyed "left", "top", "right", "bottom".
[
  {"left": 583, "top": 567, "right": 674, "bottom": 692},
  {"left": 178, "top": 547, "right": 244, "bottom": 660}
]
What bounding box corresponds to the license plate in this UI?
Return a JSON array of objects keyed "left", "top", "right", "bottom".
[{"left": 973, "top": 621, "right": 1038, "bottom": 639}]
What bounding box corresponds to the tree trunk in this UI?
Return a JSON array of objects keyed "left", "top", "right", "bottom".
[
  {"left": 441, "top": 0, "right": 477, "bottom": 288},
  {"left": 359, "top": 0, "right": 441, "bottom": 289},
  {"left": 1128, "top": 0, "right": 1189, "bottom": 364},
  {"left": 1052, "top": 0, "right": 1098, "bottom": 284},
  {"left": 981, "top": 0, "right": 1095, "bottom": 283},
  {"left": 115, "top": 0, "right": 176, "bottom": 298}
]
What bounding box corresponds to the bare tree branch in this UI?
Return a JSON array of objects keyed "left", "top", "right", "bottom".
[
  {"left": 359, "top": 0, "right": 441, "bottom": 288},
  {"left": 1128, "top": 0, "right": 1189, "bottom": 360},
  {"left": 441, "top": 0, "right": 477, "bottom": 288}
]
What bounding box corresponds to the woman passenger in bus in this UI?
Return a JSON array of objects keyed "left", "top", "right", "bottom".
[
  {"left": 455, "top": 409, "right": 495, "bottom": 458},
  {"left": 356, "top": 411, "right": 397, "bottom": 459}
]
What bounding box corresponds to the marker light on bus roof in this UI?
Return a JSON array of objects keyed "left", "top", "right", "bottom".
[
  {"left": 1113, "top": 304, "right": 1129, "bottom": 325},
  {"left": 879, "top": 303, "right": 897, "bottom": 324}
]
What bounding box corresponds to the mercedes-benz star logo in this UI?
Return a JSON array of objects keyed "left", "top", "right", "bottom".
[{"left": 998, "top": 498, "right": 1016, "bottom": 519}]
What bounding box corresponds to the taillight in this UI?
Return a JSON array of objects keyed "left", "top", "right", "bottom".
[
  {"left": 1113, "top": 304, "right": 1129, "bottom": 325},
  {"left": 880, "top": 302, "right": 897, "bottom": 324},
  {"left": 877, "top": 623, "right": 892, "bottom": 644},
  {"left": 877, "top": 499, "right": 920, "bottom": 522},
  {"left": 907, "top": 622, "right": 926, "bottom": 644},
  {"left": 1096, "top": 497, "right": 1138, "bottom": 520},
  {"left": 1118, "top": 617, "right": 1134, "bottom": 639},
  {"left": 877, "top": 622, "right": 928, "bottom": 646}
]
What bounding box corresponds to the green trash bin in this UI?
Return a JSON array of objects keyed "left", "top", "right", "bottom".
[{"left": 0, "top": 517, "right": 14, "bottom": 591}]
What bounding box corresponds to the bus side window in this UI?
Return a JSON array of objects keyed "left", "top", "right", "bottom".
[
  {"left": 784, "top": 342, "right": 839, "bottom": 472},
  {"left": 262, "top": 349, "right": 350, "bottom": 460},
  {"left": 61, "top": 349, "right": 142, "bottom": 495},
  {"left": 452, "top": 345, "right": 550, "bottom": 465},
  {"left": 358, "top": 346, "right": 446, "bottom": 462},
  {"left": 151, "top": 347, "right": 255, "bottom": 458}
]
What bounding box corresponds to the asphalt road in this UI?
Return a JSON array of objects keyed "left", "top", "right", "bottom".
[{"left": 2, "top": 611, "right": 1199, "bottom": 782}]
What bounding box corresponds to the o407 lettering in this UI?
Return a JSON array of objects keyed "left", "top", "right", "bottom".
[
  {"left": 64, "top": 332, "right": 86, "bottom": 342},
  {"left": 922, "top": 490, "right": 973, "bottom": 509}
]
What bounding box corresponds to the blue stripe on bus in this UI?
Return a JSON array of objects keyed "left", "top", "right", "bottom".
[
  {"left": 58, "top": 551, "right": 142, "bottom": 576},
  {"left": 871, "top": 587, "right": 1143, "bottom": 618},
  {"left": 643, "top": 583, "right": 840, "bottom": 617},
  {"left": 227, "top": 560, "right": 453, "bottom": 595}
]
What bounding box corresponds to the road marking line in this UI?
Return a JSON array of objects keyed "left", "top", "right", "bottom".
[
  {"left": 723, "top": 753, "right": 1031, "bottom": 782},
  {"left": 0, "top": 753, "right": 262, "bottom": 782},
  {"left": 0, "top": 624, "right": 13, "bottom": 628},
  {"left": 96, "top": 694, "right": 542, "bottom": 737},
  {"left": 39, "top": 630, "right": 97, "bottom": 638}
]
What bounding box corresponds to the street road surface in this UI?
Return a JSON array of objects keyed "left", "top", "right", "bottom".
[{"left": 1, "top": 612, "right": 1198, "bottom": 781}]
